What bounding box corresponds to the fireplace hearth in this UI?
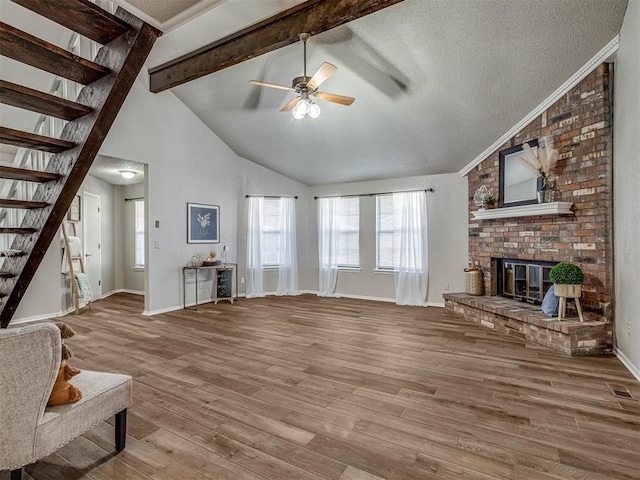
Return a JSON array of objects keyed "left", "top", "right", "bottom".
[{"left": 496, "top": 258, "right": 557, "bottom": 304}]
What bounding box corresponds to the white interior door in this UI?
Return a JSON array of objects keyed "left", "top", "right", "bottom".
[{"left": 83, "top": 192, "right": 102, "bottom": 298}]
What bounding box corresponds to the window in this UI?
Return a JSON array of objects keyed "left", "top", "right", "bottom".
[
  {"left": 262, "top": 198, "right": 281, "bottom": 267},
  {"left": 336, "top": 197, "right": 359, "bottom": 268},
  {"left": 134, "top": 200, "right": 144, "bottom": 268},
  {"left": 376, "top": 192, "right": 427, "bottom": 272},
  {"left": 376, "top": 195, "right": 394, "bottom": 270}
]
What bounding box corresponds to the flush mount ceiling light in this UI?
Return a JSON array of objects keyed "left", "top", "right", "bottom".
[
  {"left": 119, "top": 170, "right": 137, "bottom": 179},
  {"left": 249, "top": 33, "right": 355, "bottom": 120}
]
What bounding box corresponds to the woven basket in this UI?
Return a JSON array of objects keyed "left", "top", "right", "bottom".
[{"left": 465, "top": 270, "right": 483, "bottom": 296}]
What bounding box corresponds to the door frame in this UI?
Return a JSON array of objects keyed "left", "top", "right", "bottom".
[{"left": 82, "top": 191, "right": 102, "bottom": 298}]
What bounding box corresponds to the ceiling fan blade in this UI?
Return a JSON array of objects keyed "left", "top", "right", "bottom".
[
  {"left": 315, "top": 91, "right": 355, "bottom": 106},
  {"left": 307, "top": 62, "right": 337, "bottom": 90},
  {"left": 280, "top": 97, "right": 299, "bottom": 112},
  {"left": 249, "top": 80, "right": 295, "bottom": 92}
]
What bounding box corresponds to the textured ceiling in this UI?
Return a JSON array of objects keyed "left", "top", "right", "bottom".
[
  {"left": 0, "top": 0, "right": 629, "bottom": 187},
  {"left": 156, "top": 0, "right": 628, "bottom": 185},
  {"left": 88, "top": 155, "right": 145, "bottom": 186},
  {"left": 113, "top": 0, "right": 228, "bottom": 31}
]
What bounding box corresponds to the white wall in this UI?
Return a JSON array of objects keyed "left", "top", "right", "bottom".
[
  {"left": 309, "top": 173, "right": 468, "bottom": 305},
  {"left": 13, "top": 237, "right": 65, "bottom": 321},
  {"left": 100, "top": 73, "right": 307, "bottom": 313},
  {"left": 13, "top": 174, "right": 118, "bottom": 323},
  {"left": 614, "top": 0, "right": 640, "bottom": 379}
]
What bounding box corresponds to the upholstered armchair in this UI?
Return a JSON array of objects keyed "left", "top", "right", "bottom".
[{"left": 0, "top": 323, "right": 132, "bottom": 479}]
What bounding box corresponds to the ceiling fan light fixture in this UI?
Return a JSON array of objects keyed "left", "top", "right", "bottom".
[
  {"left": 308, "top": 102, "right": 321, "bottom": 118},
  {"left": 119, "top": 170, "right": 137, "bottom": 179},
  {"left": 292, "top": 106, "right": 306, "bottom": 120}
]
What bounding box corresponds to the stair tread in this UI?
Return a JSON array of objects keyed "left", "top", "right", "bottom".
[
  {"left": 0, "top": 126, "right": 75, "bottom": 153},
  {"left": 0, "top": 80, "right": 92, "bottom": 121},
  {"left": 0, "top": 166, "right": 60, "bottom": 182},
  {"left": 0, "top": 22, "right": 110, "bottom": 85},
  {"left": 0, "top": 227, "right": 37, "bottom": 234},
  {"left": 0, "top": 199, "right": 47, "bottom": 209},
  {"left": 11, "top": 0, "right": 130, "bottom": 45}
]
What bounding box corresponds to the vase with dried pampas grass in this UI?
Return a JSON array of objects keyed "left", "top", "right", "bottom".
[{"left": 518, "top": 135, "right": 559, "bottom": 202}]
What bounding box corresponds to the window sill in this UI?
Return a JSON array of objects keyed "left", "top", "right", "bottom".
[
  {"left": 374, "top": 269, "right": 394, "bottom": 274},
  {"left": 338, "top": 267, "right": 361, "bottom": 272},
  {"left": 133, "top": 266, "right": 145, "bottom": 272}
]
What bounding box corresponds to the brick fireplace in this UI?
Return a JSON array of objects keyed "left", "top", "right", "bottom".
[{"left": 445, "top": 64, "right": 613, "bottom": 355}]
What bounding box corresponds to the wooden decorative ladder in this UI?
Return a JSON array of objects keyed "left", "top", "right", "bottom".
[{"left": 0, "top": 0, "right": 160, "bottom": 328}]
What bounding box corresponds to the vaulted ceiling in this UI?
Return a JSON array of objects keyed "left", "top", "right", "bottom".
[
  {"left": 137, "top": 0, "right": 627, "bottom": 186},
  {"left": 1, "top": 0, "right": 629, "bottom": 186}
]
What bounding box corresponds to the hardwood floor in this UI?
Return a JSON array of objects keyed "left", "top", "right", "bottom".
[{"left": 4, "top": 293, "right": 639, "bottom": 480}]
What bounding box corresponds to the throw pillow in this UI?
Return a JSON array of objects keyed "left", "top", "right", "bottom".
[
  {"left": 541, "top": 284, "right": 559, "bottom": 317},
  {"left": 47, "top": 363, "right": 82, "bottom": 406},
  {"left": 47, "top": 322, "right": 83, "bottom": 406}
]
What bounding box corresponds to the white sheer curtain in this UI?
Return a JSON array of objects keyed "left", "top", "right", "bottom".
[
  {"left": 276, "top": 197, "right": 299, "bottom": 295},
  {"left": 393, "top": 191, "right": 428, "bottom": 306},
  {"left": 317, "top": 197, "right": 340, "bottom": 297},
  {"left": 245, "top": 197, "right": 265, "bottom": 298}
]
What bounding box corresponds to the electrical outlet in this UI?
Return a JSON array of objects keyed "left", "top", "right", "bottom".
[
  {"left": 628, "top": 322, "right": 632, "bottom": 336},
  {"left": 240, "top": 277, "right": 245, "bottom": 284},
  {"left": 443, "top": 282, "right": 450, "bottom": 291}
]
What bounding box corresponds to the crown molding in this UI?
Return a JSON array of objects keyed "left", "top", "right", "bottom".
[{"left": 459, "top": 35, "right": 620, "bottom": 177}]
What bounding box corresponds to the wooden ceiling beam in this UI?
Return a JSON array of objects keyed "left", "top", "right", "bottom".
[{"left": 148, "top": 0, "right": 405, "bottom": 93}]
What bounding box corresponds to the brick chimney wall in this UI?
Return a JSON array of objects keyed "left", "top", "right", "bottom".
[{"left": 467, "top": 64, "right": 613, "bottom": 322}]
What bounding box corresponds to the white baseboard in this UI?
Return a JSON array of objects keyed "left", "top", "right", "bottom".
[
  {"left": 102, "top": 289, "right": 144, "bottom": 298},
  {"left": 10, "top": 305, "right": 79, "bottom": 325},
  {"left": 614, "top": 347, "right": 640, "bottom": 383},
  {"left": 143, "top": 296, "right": 219, "bottom": 316}
]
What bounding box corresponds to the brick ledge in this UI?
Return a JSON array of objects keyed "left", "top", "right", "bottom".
[
  {"left": 443, "top": 293, "right": 608, "bottom": 334},
  {"left": 443, "top": 293, "right": 612, "bottom": 355}
]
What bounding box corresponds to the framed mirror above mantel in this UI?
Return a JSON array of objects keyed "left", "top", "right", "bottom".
[{"left": 499, "top": 140, "right": 542, "bottom": 208}]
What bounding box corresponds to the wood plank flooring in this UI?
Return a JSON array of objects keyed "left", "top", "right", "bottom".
[{"left": 4, "top": 293, "right": 639, "bottom": 480}]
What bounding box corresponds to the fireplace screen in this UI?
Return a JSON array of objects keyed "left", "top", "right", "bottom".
[{"left": 498, "top": 259, "right": 556, "bottom": 304}]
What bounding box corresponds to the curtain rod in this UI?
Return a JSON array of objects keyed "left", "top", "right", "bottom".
[
  {"left": 245, "top": 195, "right": 298, "bottom": 199},
  {"left": 314, "top": 188, "right": 434, "bottom": 200},
  {"left": 124, "top": 197, "right": 144, "bottom": 202}
]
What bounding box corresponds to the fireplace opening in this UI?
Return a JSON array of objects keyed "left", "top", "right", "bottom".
[{"left": 496, "top": 258, "right": 558, "bottom": 304}]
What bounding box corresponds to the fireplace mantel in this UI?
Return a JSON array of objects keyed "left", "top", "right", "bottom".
[{"left": 471, "top": 202, "right": 574, "bottom": 220}]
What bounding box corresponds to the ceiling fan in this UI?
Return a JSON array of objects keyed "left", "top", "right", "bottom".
[{"left": 249, "top": 33, "right": 355, "bottom": 119}]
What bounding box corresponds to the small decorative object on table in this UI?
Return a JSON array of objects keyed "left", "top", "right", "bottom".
[
  {"left": 202, "top": 250, "right": 221, "bottom": 266},
  {"left": 186, "top": 253, "right": 203, "bottom": 268},
  {"left": 549, "top": 262, "right": 584, "bottom": 322}
]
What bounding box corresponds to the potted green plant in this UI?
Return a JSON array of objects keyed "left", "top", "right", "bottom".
[
  {"left": 549, "top": 262, "right": 583, "bottom": 298},
  {"left": 482, "top": 194, "right": 497, "bottom": 209}
]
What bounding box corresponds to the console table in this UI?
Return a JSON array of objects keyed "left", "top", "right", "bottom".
[{"left": 182, "top": 263, "right": 238, "bottom": 310}]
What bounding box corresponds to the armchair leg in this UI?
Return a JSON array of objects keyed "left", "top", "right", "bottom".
[
  {"left": 115, "top": 408, "right": 127, "bottom": 453},
  {"left": 11, "top": 468, "right": 22, "bottom": 480}
]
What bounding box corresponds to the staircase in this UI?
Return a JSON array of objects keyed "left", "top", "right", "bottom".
[{"left": 0, "top": 0, "right": 160, "bottom": 328}]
